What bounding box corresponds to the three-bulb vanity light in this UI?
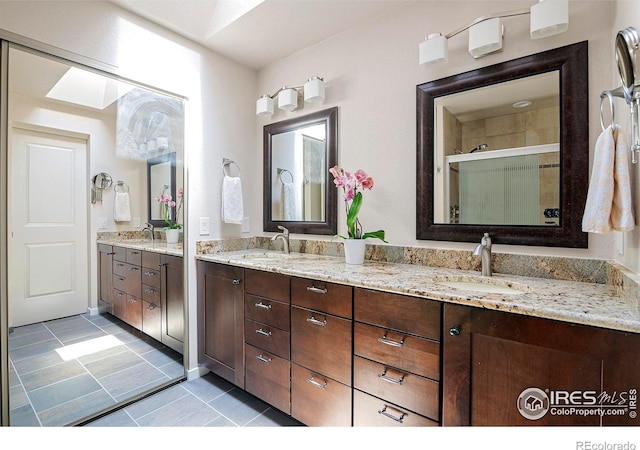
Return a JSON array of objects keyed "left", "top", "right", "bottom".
[
  {"left": 419, "top": 0, "right": 569, "bottom": 65},
  {"left": 256, "top": 76, "right": 325, "bottom": 117}
]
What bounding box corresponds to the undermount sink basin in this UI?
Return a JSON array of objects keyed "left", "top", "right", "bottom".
[{"left": 433, "top": 275, "right": 531, "bottom": 295}]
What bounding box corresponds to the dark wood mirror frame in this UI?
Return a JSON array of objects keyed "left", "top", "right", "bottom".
[
  {"left": 416, "top": 41, "right": 589, "bottom": 248},
  {"left": 147, "top": 152, "right": 177, "bottom": 228},
  {"left": 263, "top": 107, "right": 338, "bottom": 235}
]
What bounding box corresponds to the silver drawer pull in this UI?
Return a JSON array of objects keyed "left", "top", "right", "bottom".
[
  {"left": 378, "top": 369, "right": 405, "bottom": 385},
  {"left": 144, "top": 271, "right": 156, "bottom": 276},
  {"left": 255, "top": 302, "right": 272, "bottom": 310},
  {"left": 144, "top": 288, "right": 155, "bottom": 294},
  {"left": 306, "top": 315, "right": 327, "bottom": 326},
  {"left": 232, "top": 279, "right": 241, "bottom": 285},
  {"left": 378, "top": 405, "right": 406, "bottom": 423},
  {"left": 256, "top": 354, "right": 272, "bottom": 364},
  {"left": 115, "top": 276, "right": 125, "bottom": 281},
  {"left": 378, "top": 333, "right": 405, "bottom": 347},
  {"left": 128, "top": 267, "right": 139, "bottom": 271},
  {"left": 306, "top": 286, "right": 328, "bottom": 294},
  {"left": 116, "top": 263, "right": 124, "bottom": 267},
  {"left": 146, "top": 304, "right": 157, "bottom": 310},
  {"left": 255, "top": 328, "right": 272, "bottom": 337},
  {"left": 307, "top": 376, "right": 327, "bottom": 389}
]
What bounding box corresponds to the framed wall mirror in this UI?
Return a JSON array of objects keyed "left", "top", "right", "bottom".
[
  {"left": 148, "top": 152, "right": 176, "bottom": 227},
  {"left": 417, "top": 41, "right": 589, "bottom": 247},
  {"left": 263, "top": 107, "right": 338, "bottom": 235}
]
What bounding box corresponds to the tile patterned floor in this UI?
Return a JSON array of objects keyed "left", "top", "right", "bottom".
[{"left": 8, "top": 312, "right": 302, "bottom": 427}]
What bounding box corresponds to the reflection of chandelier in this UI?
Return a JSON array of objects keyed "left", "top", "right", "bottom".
[{"left": 116, "top": 88, "right": 184, "bottom": 160}]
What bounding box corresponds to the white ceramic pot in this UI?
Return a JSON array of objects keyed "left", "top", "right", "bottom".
[
  {"left": 165, "top": 228, "right": 180, "bottom": 244},
  {"left": 343, "top": 239, "right": 366, "bottom": 265}
]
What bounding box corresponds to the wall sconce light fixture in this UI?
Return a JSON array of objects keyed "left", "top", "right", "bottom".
[
  {"left": 256, "top": 76, "right": 325, "bottom": 116},
  {"left": 419, "top": 0, "right": 568, "bottom": 65}
]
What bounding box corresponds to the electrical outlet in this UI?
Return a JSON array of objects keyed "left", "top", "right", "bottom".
[
  {"left": 99, "top": 217, "right": 108, "bottom": 229},
  {"left": 242, "top": 217, "right": 250, "bottom": 233},
  {"left": 133, "top": 217, "right": 141, "bottom": 228},
  {"left": 200, "top": 217, "right": 210, "bottom": 235}
]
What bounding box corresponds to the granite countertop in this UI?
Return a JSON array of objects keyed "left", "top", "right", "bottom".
[
  {"left": 196, "top": 249, "right": 640, "bottom": 334},
  {"left": 97, "top": 237, "right": 183, "bottom": 257}
]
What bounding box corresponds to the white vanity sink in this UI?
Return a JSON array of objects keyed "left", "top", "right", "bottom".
[{"left": 433, "top": 275, "right": 530, "bottom": 295}]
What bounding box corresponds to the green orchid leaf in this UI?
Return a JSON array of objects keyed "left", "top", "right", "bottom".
[
  {"left": 346, "top": 192, "right": 363, "bottom": 238},
  {"left": 361, "top": 230, "right": 387, "bottom": 242}
]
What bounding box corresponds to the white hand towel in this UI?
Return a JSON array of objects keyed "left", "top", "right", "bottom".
[
  {"left": 222, "top": 175, "right": 244, "bottom": 224},
  {"left": 582, "top": 125, "right": 635, "bottom": 233},
  {"left": 281, "top": 182, "right": 296, "bottom": 220},
  {"left": 113, "top": 191, "right": 131, "bottom": 222}
]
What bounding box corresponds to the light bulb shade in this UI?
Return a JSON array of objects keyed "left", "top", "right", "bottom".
[
  {"left": 419, "top": 33, "right": 448, "bottom": 65},
  {"left": 469, "top": 17, "right": 503, "bottom": 58},
  {"left": 256, "top": 95, "right": 274, "bottom": 116},
  {"left": 278, "top": 88, "right": 298, "bottom": 111},
  {"left": 304, "top": 77, "right": 325, "bottom": 103},
  {"left": 530, "top": 0, "right": 568, "bottom": 39}
]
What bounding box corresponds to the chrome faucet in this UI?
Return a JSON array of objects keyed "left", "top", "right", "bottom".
[
  {"left": 141, "top": 222, "right": 155, "bottom": 243},
  {"left": 271, "top": 226, "right": 290, "bottom": 254},
  {"left": 473, "top": 232, "right": 492, "bottom": 276}
]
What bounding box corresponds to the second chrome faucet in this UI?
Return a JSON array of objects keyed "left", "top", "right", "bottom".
[{"left": 473, "top": 232, "right": 492, "bottom": 277}]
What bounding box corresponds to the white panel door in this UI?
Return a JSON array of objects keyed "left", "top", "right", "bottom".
[{"left": 9, "top": 127, "right": 88, "bottom": 327}]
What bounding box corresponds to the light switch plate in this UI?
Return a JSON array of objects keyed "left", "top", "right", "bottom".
[
  {"left": 99, "top": 217, "right": 108, "bottom": 229},
  {"left": 200, "top": 217, "right": 210, "bottom": 235}
]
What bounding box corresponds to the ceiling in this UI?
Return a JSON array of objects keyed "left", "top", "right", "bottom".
[{"left": 110, "top": 0, "right": 415, "bottom": 70}]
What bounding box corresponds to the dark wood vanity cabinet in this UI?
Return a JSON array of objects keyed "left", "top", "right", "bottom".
[
  {"left": 353, "top": 288, "right": 441, "bottom": 427},
  {"left": 97, "top": 244, "right": 115, "bottom": 312},
  {"left": 197, "top": 261, "right": 245, "bottom": 388},
  {"left": 290, "top": 277, "right": 353, "bottom": 427},
  {"left": 160, "top": 254, "right": 184, "bottom": 353},
  {"left": 442, "top": 303, "right": 640, "bottom": 426},
  {"left": 244, "top": 269, "right": 291, "bottom": 414}
]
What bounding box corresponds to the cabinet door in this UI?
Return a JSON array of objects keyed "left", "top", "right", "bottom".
[
  {"left": 197, "top": 261, "right": 244, "bottom": 388},
  {"left": 125, "top": 295, "right": 143, "bottom": 331},
  {"left": 142, "top": 300, "right": 162, "bottom": 342},
  {"left": 98, "top": 244, "right": 114, "bottom": 312},
  {"left": 161, "top": 254, "right": 184, "bottom": 354},
  {"left": 443, "top": 304, "right": 606, "bottom": 426}
]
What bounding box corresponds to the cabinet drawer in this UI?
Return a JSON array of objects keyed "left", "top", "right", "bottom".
[
  {"left": 245, "top": 269, "right": 290, "bottom": 303},
  {"left": 244, "top": 318, "right": 290, "bottom": 359},
  {"left": 291, "top": 277, "right": 352, "bottom": 318},
  {"left": 126, "top": 248, "right": 142, "bottom": 265},
  {"left": 142, "top": 251, "right": 161, "bottom": 270},
  {"left": 245, "top": 344, "right": 291, "bottom": 415},
  {"left": 353, "top": 389, "right": 438, "bottom": 427},
  {"left": 113, "top": 272, "right": 141, "bottom": 298},
  {"left": 142, "top": 284, "right": 161, "bottom": 306},
  {"left": 113, "top": 246, "right": 126, "bottom": 262},
  {"left": 354, "top": 288, "right": 441, "bottom": 340},
  {"left": 142, "top": 300, "right": 162, "bottom": 342},
  {"left": 244, "top": 294, "right": 290, "bottom": 330},
  {"left": 354, "top": 355, "right": 440, "bottom": 421},
  {"left": 112, "top": 289, "right": 126, "bottom": 319},
  {"left": 291, "top": 306, "right": 352, "bottom": 386},
  {"left": 141, "top": 267, "right": 160, "bottom": 288},
  {"left": 355, "top": 322, "right": 440, "bottom": 381},
  {"left": 113, "top": 260, "right": 134, "bottom": 277},
  {"left": 291, "top": 363, "right": 352, "bottom": 427},
  {"left": 125, "top": 295, "right": 143, "bottom": 330}
]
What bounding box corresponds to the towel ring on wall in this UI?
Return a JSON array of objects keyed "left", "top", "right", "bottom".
[
  {"left": 600, "top": 90, "right": 615, "bottom": 131},
  {"left": 222, "top": 158, "right": 240, "bottom": 177},
  {"left": 115, "top": 181, "right": 129, "bottom": 193},
  {"left": 278, "top": 168, "right": 294, "bottom": 184}
]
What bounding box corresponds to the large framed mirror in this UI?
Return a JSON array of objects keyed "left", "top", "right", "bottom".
[
  {"left": 417, "top": 41, "right": 589, "bottom": 248},
  {"left": 148, "top": 152, "right": 176, "bottom": 228},
  {"left": 263, "top": 107, "right": 338, "bottom": 234}
]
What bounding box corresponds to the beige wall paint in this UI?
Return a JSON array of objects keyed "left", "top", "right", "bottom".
[{"left": 257, "top": 0, "right": 618, "bottom": 261}]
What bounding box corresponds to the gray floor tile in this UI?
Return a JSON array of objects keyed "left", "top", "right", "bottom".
[
  {"left": 125, "top": 335, "right": 165, "bottom": 354},
  {"left": 84, "top": 349, "right": 146, "bottom": 378},
  {"left": 9, "top": 365, "right": 20, "bottom": 388},
  {"left": 204, "top": 415, "right": 238, "bottom": 426},
  {"left": 77, "top": 343, "right": 130, "bottom": 365},
  {"left": 181, "top": 373, "right": 235, "bottom": 403},
  {"left": 20, "top": 359, "right": 87, "bottom": 392},
  {"left": 208, "top": 388, "right": 271, "bottom": 426},
  {"left": 246, "top": 408, "right": 303, "bottom": 427},
  {"left": 11, "top": 350, "right": 64, "bottom": 375},
  {"left": 124, "top": 384, "right": 190, "bottom": 419},
  {"left": 9, "top": 384, "right": 30, "bottom": 410},
  {"left": 157, "top": 360, "right": 185, "bottom": 379},
  {"left": 140, "top": 347, "right": 181, "bottom": 367},
  {"left": 86, "top": 409, "right": 138, "bottom": 427},
  {"left": 38, "top": 389, "right": 117, "bottom": 426},
  {"left": 9, "top": 339, "right": 61, "bottom": 362},
  {"left": 28, "top": 373, "right": 103, "bottom": 413},
  {"left": 9, "top": 404, "right": 40, "bottom": 427},
  {"left": 9, "top": 322, "right": 47, "bottom": 339},
  {"left": 9, "top": 329, "right": 56, "bottom": 350},
  {"left": 135, "top": 395, "right": 222, "bottom": 426},
  {"left": 55, "top": 325, "right": 106, "bottom": 344},
  {"left": 44, "top": 315, "right": 89, "bottom": 332},
  {"left": 99, "top": 362, "right": 168, "bottom": 398}
]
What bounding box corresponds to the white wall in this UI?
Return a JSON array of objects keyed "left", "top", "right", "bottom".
[
  {"left": 613, "top": 1, "right": 640, "bottom": 273},
  {"left": 256, "top": 0, "right": 618, "bottom": 261},
  {"left": 0, "top": 0, "right": 257, "bottom": 376}
]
